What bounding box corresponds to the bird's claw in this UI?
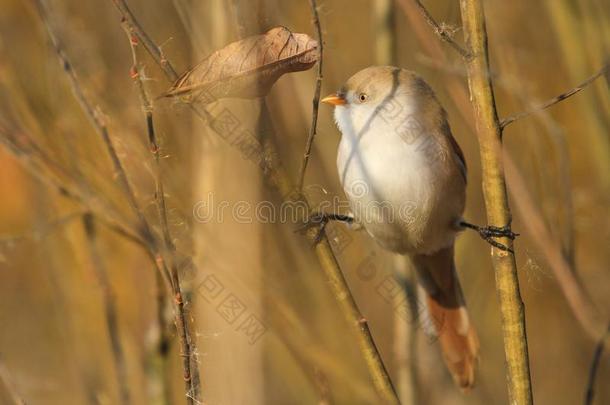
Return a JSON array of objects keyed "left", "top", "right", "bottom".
[
  {"left": 460, "top": 221, "right": 519, "bottom": 253},
  {"left": 295, "top": 212, "right": 354, "bottom": 246},
  {"left": 295, "top": 213, "right": 330, "bottom": 245},
  {"left": 478, "top": 225, "right": 519, "bottom": 240}
]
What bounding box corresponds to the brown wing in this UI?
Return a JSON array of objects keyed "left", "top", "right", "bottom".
[
  {"left": 412, "top": 74, "right": 468, "bottom": 183},
  {"left": 443, "top": 120, "right": 467, "bottom": 183}
]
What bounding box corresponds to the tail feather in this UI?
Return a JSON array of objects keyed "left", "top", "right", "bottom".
[{"left": 412, "top": 245, "right": 479, "bottom": 389}]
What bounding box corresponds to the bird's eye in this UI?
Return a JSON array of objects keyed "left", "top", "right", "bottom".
[{"left": 358, "top": 93, "right": 368, "bottom": 102}]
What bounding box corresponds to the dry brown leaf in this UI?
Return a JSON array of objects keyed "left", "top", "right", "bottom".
[{"left": 161, "top": 26, "right": 319, "bottom": 104}]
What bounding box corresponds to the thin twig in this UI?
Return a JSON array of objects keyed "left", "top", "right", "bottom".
[
  {"left": 146, "top": 268, "right": 173, "bottom": 405},
  {"left": 410, "top": 6, "right": 607, "bottom": 136},
  {"left": 584, "top": 323, "right": 610, "bottom": 405},
  {"left": 0, "top": 212, "right": 82, "bottom": 245},
  {"left": 82, "top": 213, "right": 130, "bottom": 405},
  {"left": 35, "top": 0, "right": 175, "bottom": 291},
  {"left": 111, "top": 0, "right": 179, "bottom": 80},
  {"left": 121, "top": 21, "right": 177, "bottom": 266},
  {"left": 374, "top": 0, "right": 396, "bottom": 65},
  {"left": 0, "top": 127, "right": 144, "bottom": 248},
  {"left": 111, "top": 1, "right": 398, "bottom": 401},
  {"left": 94, "top": 216, "right": 149, "bottom": 249},
  {"left": 501, "top": 63, "right": 610, "bottom": 129},
  {"left": 504, "top": 155, "right": 606, "bottom": 342},
  {"left": 121, "top": 23, "right": 173, "bottom": 405},
  {"left": 120, "top": 20, "right": 199, "bottom": 404},
  {"left": 604, "top": 57, "right": 610, "bottom": 91},
  {"left": 396, "top": 0, "right": 471, "bottom": 59},
  {"left": 297, "top": 0, "right": 324, "bottom": 193},
  {"left": 34, "top": 2, "right": 198, "bottom": 403},
  {"left": 0, "top": 356, "right": 26, "bottom": 405},
  {"left": 34, "top": 0, "right": 152, "bottom": 243}
]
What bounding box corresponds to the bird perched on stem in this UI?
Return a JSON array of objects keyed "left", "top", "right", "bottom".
[{"left": 320, "top": 66, "right": 482, "bottom": 389}]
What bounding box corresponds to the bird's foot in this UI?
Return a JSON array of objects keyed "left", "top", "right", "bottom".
[
  {"left": 295, "top": 212, "right": 354, "bottom": 245},
  {"left": 460, "top": 220, "right": 519, "bottom": 253}
]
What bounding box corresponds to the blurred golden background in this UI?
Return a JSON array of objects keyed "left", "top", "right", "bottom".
[{"left": 0, "top": 0, "right": 609, "bottom": 404}]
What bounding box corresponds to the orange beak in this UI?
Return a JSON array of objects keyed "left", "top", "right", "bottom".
[{"left": 321, "top": 93, "right": 346, "bottom": 106}]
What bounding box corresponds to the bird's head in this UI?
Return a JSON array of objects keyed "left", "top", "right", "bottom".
[{"left": 321, "top": 66, "right": 433, "bottom": 139}]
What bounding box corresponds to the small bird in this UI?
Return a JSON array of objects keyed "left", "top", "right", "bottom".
[{"left": 321, "top": 66, "right": 479, "bottom": 389}]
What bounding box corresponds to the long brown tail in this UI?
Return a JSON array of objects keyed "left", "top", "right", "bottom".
[{"left": 412, "top": 245, "right": 479, "bottom": 389}]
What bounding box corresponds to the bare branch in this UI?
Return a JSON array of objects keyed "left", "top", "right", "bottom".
[
  {"left": 459, "top": 0, "right": 533, "bottom": 403},
  {"left": 120, "top": 20, "right": 199, "bottom": 404},
  {"left": 0, "top": 125, "right": 145, "bottom": 248},
  {"left": 501, "top": 63, "right": 610, "bottom": 129},
  {"left": 82, "top": 213, "right": 131, "bottom": 405},
  {"left": 120, "top": 25, "right": 174, "bottom": 405},
  {"left": 112, "top": 2, "right": 218, "bottom": 131},
  {"left": 94, "top": 216, "right": 148, "bottom": 248},
  {"left": 504, "top": 155, "right": 606, "bottom": 342},
  {"left": 374, "top": 0, "right": 397, "bottom": 65},
  {"left": 34, "top": 2, "right": 201, "bottom": 402},
  {"left": 584, "top": 323, "right": 610, "bottom": 405},
  {"left": 121, "top": 21, "right": 176, "bottom": 256},
  {"left": 0, "top": 212, "right": 82, "bottom": 245},
  {"left": 33, "top": 0, "right": 155, "bottom": 244},
  {"left": 396, "top": 0, "right": 471, "bottom": 59},
  {"left": 35, "top": 0, "right": 177, "bottom": 287},
  {"left": 111, "top": 0, "right": 179, "bottom": 80},
  {"left": 297, "top": 0, "right": 324, "bottom": 193}
]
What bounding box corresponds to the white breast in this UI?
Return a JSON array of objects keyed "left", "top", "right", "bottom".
[{"left": 334, "top": 97, "right": 462, "bottom": 254}]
